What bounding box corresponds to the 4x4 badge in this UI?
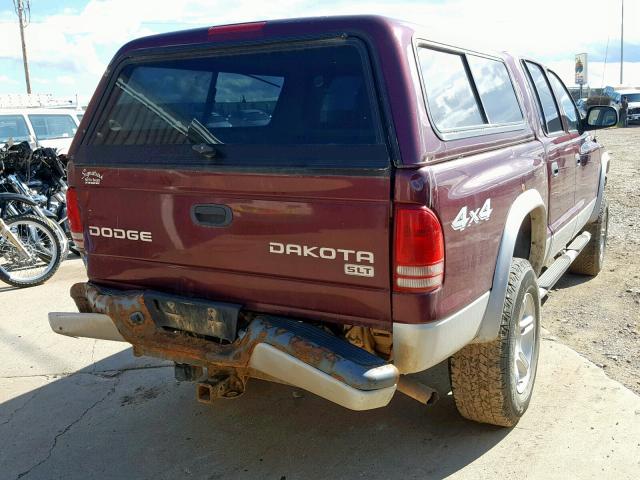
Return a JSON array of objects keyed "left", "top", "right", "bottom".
[{"left": 452, "top": 198, "right": 493, "bottom": 231}]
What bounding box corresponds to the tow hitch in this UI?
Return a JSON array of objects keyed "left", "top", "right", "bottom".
[{"left": 196, "top": 374, "right": 247, "bottom": 403}]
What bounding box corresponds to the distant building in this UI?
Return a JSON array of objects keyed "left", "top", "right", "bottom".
[{"left": 0, "top": 93, "right": 79, "bottom": 109}]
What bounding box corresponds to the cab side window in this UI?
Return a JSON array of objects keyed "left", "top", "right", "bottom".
[
  {"left": 547, "top": 71, "right": 579, "bottom": 131},
  {"left": 524, "top": 61, "right": 563, "bottom": 134}
]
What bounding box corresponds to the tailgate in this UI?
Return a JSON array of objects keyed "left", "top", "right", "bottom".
[{"left": 72, "top": 37, "right": 393, "bottom": 326}]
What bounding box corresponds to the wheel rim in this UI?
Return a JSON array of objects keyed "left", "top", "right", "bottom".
[
  {"left": 0, "top": 219, "right": 59, "bottom": 283},
  {"left": 514, "top": 292, "right": 537, "bottom": 395},
  {"left": 598, "top": 207, "right": 608, "bottom": 264}
]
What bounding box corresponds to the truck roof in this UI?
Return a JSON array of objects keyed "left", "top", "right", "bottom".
[
  {"left": 114, "top": 15, "right": 504, "bottom": 61},
  {"left": 116, "top": 16, "right": 406, "bottom": 54}
]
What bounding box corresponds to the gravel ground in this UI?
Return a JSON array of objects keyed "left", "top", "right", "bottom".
[{"left": 543, "top": 124, "right": 640, "bottom": 394}]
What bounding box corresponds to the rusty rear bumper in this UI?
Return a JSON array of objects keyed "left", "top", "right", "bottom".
[{"left": 50, "top": 282, "right": 399, "bottom": 410}]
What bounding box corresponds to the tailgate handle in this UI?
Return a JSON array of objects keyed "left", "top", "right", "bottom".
[{"left": 191, "top": 204, "right": 233, "bottom": 227}]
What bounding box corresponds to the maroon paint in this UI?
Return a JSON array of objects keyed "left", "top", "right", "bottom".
[{"left": 73, "top": 168, "right": 392, "bottom": 327}]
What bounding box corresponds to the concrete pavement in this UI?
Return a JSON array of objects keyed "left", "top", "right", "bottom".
[{"left": 1, "top": 259, "right": 639, "bottom": 479}]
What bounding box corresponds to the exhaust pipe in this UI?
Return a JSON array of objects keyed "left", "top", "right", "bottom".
[
  {"left": 48, "top": 312, "right": 126, "bottom": 342},
  {"left": 397, "top": 376, "right": 439, "bottom": 405}
]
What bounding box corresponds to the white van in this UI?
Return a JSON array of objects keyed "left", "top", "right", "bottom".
[{"left": 0, "top": 108, "right": 80, "bottom": 154}]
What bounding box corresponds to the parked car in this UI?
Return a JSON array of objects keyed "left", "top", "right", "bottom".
[
  {"left": 206, "top": 112, "right": 232, "bottom": 128},
  {"left": 227, "top": 109, "right": 272, "bottom": 127},
  {"left": 51, "top": 16, "right": 617, "bottom": 427},
  {"left": 0, "top": 108, "right": 80, "bottom": 154}
]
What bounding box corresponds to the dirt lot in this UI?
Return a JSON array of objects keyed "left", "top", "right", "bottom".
[{"left": 543, "top": 125, "right": 640, "bottom": 394}]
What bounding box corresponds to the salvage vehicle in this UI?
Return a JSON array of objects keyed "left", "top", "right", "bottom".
[
  {"left": 603, "top": 86, "right": 640, "bottom": 123},
  {"left": 49, "top": 16, "right": 617, "bottom": 427},
  {"left": 0, "top": 109, "right": 80, "bottom": 155}
]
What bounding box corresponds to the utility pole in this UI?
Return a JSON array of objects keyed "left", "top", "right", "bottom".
[
  {"left": 620, "top": 0, "right": 624, "bottom": 84},
  {"left": 13, "top": 0, "right": 32, "bottom": 94}
]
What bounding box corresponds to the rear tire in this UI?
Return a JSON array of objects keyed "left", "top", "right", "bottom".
[
  {"left": 449, "top": 258, "right": 541, "bottom": 427},
  {"left": 569, "top": 196, "right": 608, "bottom": 276}
]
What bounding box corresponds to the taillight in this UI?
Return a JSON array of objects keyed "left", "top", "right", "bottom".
[
  {"left": 66, "top": 187, "right": 84, "bottom": 249},
  {"left": 393, "top": 206, "right": 444, "bottom": 293}
]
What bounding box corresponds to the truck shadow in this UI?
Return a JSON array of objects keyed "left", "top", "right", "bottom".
[
  {"left": 0, "top": 349, "right": 511, "bottom": 480},
  {"left": 550, "top": 272, "right": 592, "bottom": 291}
]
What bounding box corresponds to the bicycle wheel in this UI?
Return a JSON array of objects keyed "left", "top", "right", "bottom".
[{"left": 0, "top": 215, "right": 63, "bottom": 287}]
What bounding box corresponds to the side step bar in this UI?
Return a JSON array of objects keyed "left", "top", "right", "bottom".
[{"left": 538, "top": 231, "right": 591, "bottom": 298}]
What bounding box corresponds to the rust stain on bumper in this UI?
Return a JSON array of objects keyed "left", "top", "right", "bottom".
[
  {"left": 70, "top": 282, "right": 342, "bottom": 377},
  {"left": 72, "top": 282, "right": 261, "bottom": 369}
]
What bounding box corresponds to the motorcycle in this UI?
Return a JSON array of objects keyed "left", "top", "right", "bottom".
[
  {"left": 0, "top": 142, "right": 73, "bottom": 257},
  {"left": 0, "top": 191, "right": 63, "bottom": 287}
]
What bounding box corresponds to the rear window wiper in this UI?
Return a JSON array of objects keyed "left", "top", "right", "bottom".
[
  {"left": 115, "top": 79, "right": 222, "bottom": 159},
  {"left": 187, "top": 119, "right": 222, "bottom": 159}
]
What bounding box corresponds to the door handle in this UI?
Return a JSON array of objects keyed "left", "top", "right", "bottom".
[
  {"left": 551, "top": 161, "right": 559, "bottom": 177},
  {"left": 191, "top": 204, "right": 233, "bottom": 227}
]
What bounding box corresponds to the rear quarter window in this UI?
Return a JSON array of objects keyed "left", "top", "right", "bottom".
[
  {"left": 417, "top": 48, "right": 484, "bottom": 130},
  {"left": 86, "top": 40, "right": 389, "bottom": 169},
  {"left": 417, "top": 46, "right": 524, "bottom": 138}
]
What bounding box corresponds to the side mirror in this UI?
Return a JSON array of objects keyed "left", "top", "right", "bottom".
[{"left": 582, "top": 106, "right": 618, "bottom": 131}]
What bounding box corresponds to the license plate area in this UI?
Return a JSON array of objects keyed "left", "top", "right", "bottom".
[{"left": 144, "top": 293, "right": 241, "bottom": 343}]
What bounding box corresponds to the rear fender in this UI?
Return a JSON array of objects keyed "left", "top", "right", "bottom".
[{"left": 473, "top": 189, "right": 546, "bottom": 343}]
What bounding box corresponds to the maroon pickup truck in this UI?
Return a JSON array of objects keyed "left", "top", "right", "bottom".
[{"left": 50, "top": 16, "right": 617, "bottom": 427}]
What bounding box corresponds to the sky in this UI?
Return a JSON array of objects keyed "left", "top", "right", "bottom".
[{"left": 0, "top": 0, "right": 638, "bottom": 104}]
